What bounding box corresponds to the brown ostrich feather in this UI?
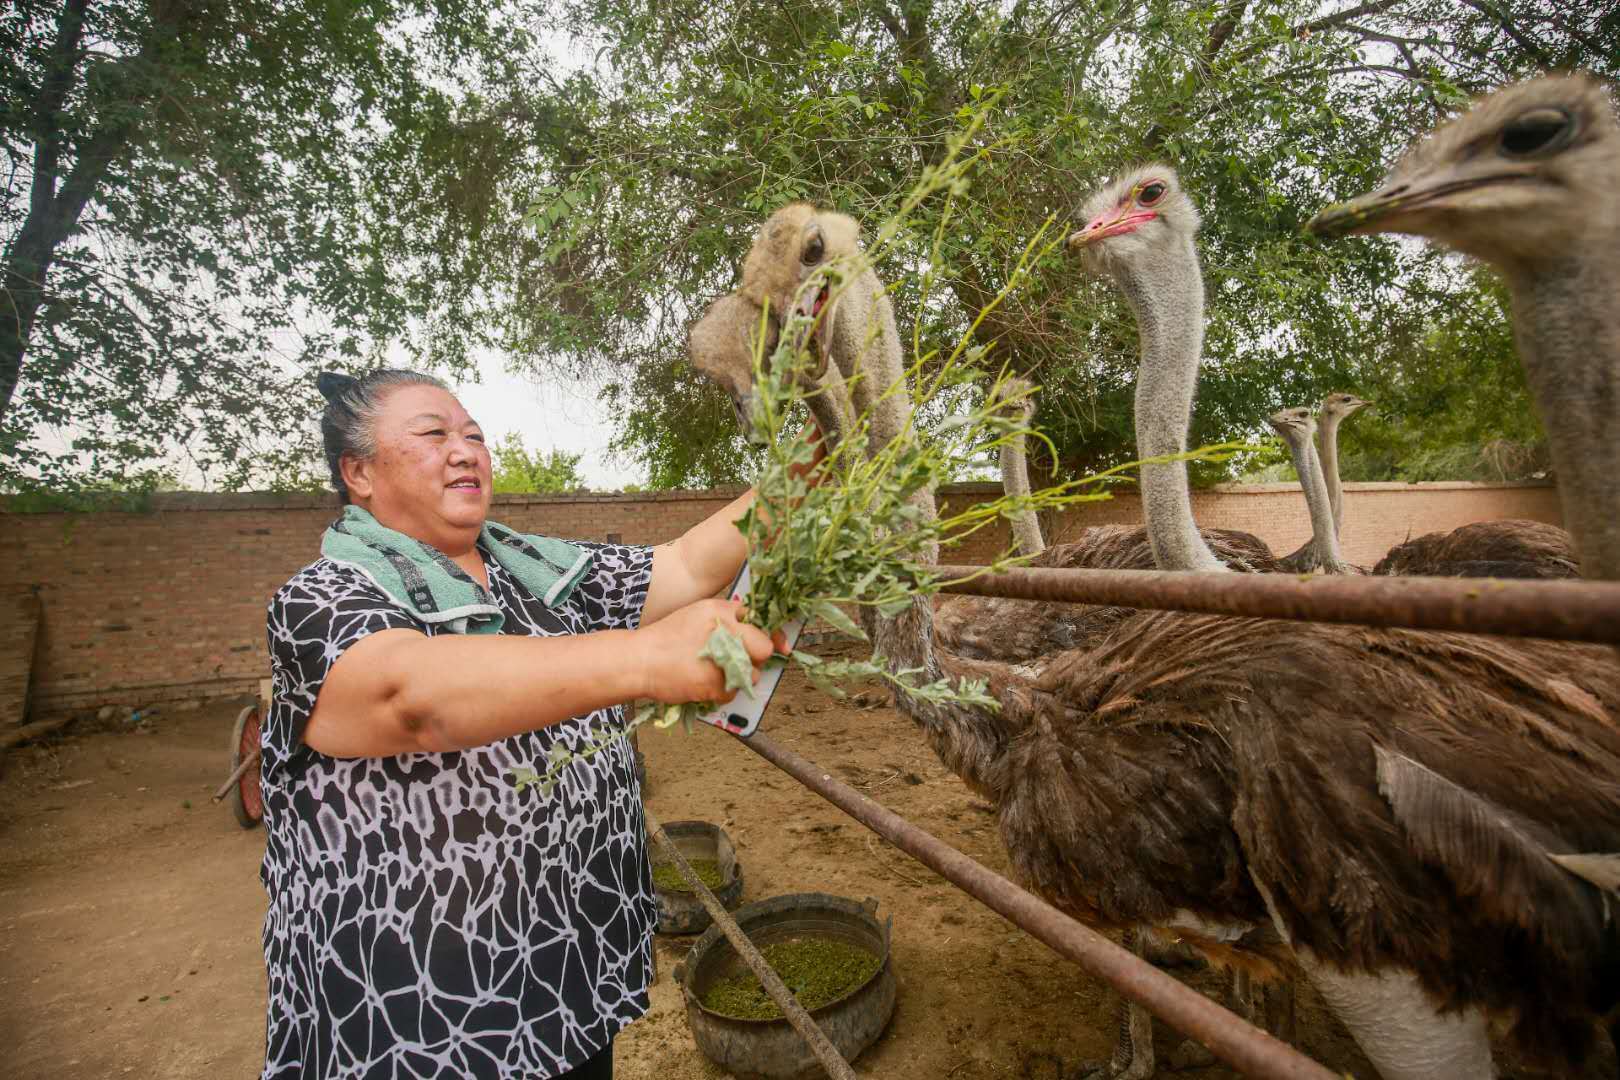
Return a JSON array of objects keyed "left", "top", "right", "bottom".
[
  {"left": 934, "top": 524, "right": 1279, "bottom": 663},
  {"left": 1373, "top": 519, "right": 1579, "bottom": 579},
  {"left": 993, "top": 607, "right": 1620, "bottom": 1065}
]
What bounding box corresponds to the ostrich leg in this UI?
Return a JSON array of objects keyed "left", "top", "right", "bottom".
[{"left": 1081, "top": 929, "right": 1156, "bottom": 1080}]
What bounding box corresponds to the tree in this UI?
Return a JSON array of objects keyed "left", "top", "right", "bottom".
[
  {"left": 490, "top": 434, "right": 586, "bottom": 494},
  {"left": 1, "top": 0, "right": 535, "bottom": 490},
  {"left": 464, "top": 0, "right": 1615, "bottom": 486},
  {"left": 7, "top": 1, "right": 1614, "bottom": 493}
]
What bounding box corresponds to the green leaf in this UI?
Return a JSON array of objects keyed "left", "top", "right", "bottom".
[
  {"left": 699, "top": 622, "right": 757, "bottom": 696},
  {"left": 811, "top": 601, "right": 867, "bottom": 641}
]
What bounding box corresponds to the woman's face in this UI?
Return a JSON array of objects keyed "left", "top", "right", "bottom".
[{"left": 342, "top": 384, "right": 492, "bottom": 551}]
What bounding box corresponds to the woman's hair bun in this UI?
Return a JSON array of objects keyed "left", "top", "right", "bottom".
[{"left": 316, "top": 371, "right": 359, "bottom": 404}]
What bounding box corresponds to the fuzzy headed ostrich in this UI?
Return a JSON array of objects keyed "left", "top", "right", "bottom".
[
  {"left": 1312, "top": 73, "right": 1616, "bottom": 582},
  {"left": 1268, "top": 406, "right": 1354, "bottom": 574}
]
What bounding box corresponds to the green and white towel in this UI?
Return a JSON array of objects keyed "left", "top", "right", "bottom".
[{"left": 321, "top": 505, "right": 594, "bottom": 634}]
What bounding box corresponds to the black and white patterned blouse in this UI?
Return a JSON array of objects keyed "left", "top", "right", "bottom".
[{"left": 261, "top": 539, "right": 656, "bottom": 1079}]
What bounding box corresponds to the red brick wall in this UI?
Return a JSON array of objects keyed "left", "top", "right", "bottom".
[{"left": 0, "top": 481, "right": 1563, "bottom": 716}]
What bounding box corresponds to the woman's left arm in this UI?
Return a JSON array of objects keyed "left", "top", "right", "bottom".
[{"left": 643, "top": 490, "right": 755, "bottom": 626}]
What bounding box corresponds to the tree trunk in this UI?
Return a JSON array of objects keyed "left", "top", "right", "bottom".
[{"left": 1, "top": 0, "right": 161, "bottom": 422}]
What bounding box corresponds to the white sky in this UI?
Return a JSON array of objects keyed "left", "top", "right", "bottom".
[{"left": 449, "top": 357, "right": 636, "bottom": 490}]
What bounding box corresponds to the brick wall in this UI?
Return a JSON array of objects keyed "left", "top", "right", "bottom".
[{"left": 0, "top": 481, "right": 1563, "bottom": 717}]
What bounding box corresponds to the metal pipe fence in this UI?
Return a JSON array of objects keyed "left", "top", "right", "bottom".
[
  {"left": 713, "top": 563, "right": 1617, "bottom": 1077},
  {"left": 932, "top": 563, "right": 1620, "bottom": 644},
  {"left": 740, "top": 731, "right": 1338, "bottom": 1080}
]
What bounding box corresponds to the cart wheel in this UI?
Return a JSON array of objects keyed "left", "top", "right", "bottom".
[{"left": 229, "top": 705, "right": 264, "bottom": 829}]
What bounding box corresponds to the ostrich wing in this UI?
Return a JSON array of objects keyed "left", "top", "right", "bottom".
[
  {"left": 1374, "top": 745, "right": 1610, "bottom": 927},
  {"left": 1552, "top": 853, "right": 1620, "bottom": 895}
]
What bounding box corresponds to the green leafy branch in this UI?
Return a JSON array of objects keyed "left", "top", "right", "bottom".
[{"left": 514, "top": 100, "right": 1259, "bottom": 798}]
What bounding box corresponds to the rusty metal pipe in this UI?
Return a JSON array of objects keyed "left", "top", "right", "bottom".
[
  {"left": 933, "top": 564, "right": 1620, "bottom": 644},
  {"left": 211, "top": 747, "right": 260, "bottom": 803},
  {"left": 742, "top": 731, "right": 1338, "bottom": 1080}
]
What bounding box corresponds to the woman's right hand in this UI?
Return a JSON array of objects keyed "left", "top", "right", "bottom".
[{"left": 634, "top": 598, "right": 778, "bottom": 704}]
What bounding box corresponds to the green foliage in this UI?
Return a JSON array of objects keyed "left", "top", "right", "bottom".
[
  {"left": 513, "top": 139, "right": 1253, "bottom": 797},
  {"left": 2, "top": 0, "right": 540, "bottom": 491},
  {"left": 9, "top": 1, "right": 1610, "bottom": 492},
  {"left": 490, "top": 434, "right": 585, "bottom": 494},
  {"left": 491, "top": 0, "right": 1614, "bottom": 486}
]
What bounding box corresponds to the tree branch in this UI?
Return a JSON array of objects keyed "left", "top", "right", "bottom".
[
  {"left": 26, "top": 0, "right": 91, "bottom": 226},
  {"left": 1142, "top": 0, "right": 1249, "bottom": 151},
  {"left": 1455, "top": 0, "right": 1554, "bottom": 66}
]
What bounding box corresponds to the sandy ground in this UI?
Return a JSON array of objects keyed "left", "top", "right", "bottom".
[{"left": 0, "top": 667, "right": 1606, "bottom": 1080}]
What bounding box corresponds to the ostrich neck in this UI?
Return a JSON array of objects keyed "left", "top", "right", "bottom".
[
  {"left": 1283, "top": 429, "right": 1344, "bottom": 568},
  {"left": 1117, "top": 244, "right": 1225, "bottom": 572},
  {"left": 1317, "top": 410, "right": 1346, "bottom": 536},
  {"left": 829, "top": 279, "right": 1009, "bottom": 792},
  {"left": 1001, "top": 426, "right": 1045, "bottom": 556},
  {"left": 1509, "top": 252, "right": 1620, "bottom": 580}
]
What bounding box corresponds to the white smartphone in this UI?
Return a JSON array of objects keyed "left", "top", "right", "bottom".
[{"left": 695, "top": 563, "right": 805, "bottom": 738}]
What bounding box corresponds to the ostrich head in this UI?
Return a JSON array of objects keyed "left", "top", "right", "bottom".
[
  {"left": 1306, "top": 74, "right": 1619, "bottom": 268},
  {"left": 688, "top": 292, "right": 772, "bottom": 433},
  {"left": 988, "top": 375, "right": 1037, "bottom": 421},
  {"left": 1267, "top": 405, "right": 1317, "bottom": 443},
  {"left": 1320, "top": 391, "right": 1371, "bottom": 422},
  {"left": 1065, "top": 165, "right": 1201, "bottom": 272},
  {"left": 740, "top": 202, "right": 866, "bottom": 379},
  {"left": 1309, "top": 74, "right": 1620, "bottom": 580}
]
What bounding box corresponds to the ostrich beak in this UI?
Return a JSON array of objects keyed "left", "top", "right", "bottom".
[
  {"left": 731, "top": 390, "right": 766, "bottom": 445},
  {"left": 1067, "top": 206, "right": 1158, "bottom": 250},
  {"left": 788, "top": 280, "right": 833, "bottom": 378},
  {"left": 1307, "top": 162, "right": 1537, "bottom": 237}
]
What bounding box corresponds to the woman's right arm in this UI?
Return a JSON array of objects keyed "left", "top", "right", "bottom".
[{"left": 303, "top": 597, "right": 777, "bottom": 758}]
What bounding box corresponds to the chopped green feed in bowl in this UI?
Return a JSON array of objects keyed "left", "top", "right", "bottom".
[
  {"left": 700, "top": 937, "right": 882, "bottom": 1019},
  {"left": 653, "top": 858, "right": 726, "bottom": 892}
]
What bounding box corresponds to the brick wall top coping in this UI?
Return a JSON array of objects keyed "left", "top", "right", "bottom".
[{"left": 0, "top": 479, "right": 1555, "bottom": 516}]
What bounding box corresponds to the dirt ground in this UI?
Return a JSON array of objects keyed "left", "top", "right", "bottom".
[{"left": 0, "top": 667, "right": 1607, "bottom": 1080}]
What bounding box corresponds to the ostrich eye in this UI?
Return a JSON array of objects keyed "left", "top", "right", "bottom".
[
  {"left": 802, "top": 230, "right": 825, "bottom": 264},
  {"left": 1138, "top": 182, "right": 1167, "bottom": 205},
  {"left": 1500, "top": 108, "right": 1574, "bottom": 158}
]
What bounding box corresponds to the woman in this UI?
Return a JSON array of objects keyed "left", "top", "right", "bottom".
[{"left": 262, "top": 369, "right": 798, "bottom": 1079}]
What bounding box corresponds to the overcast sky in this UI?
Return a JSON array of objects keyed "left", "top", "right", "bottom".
[{"left": 449, "top": 359, "right": 636, "bottom": 490}]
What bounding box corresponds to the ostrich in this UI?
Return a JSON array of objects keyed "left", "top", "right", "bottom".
[
  {"left": 1318, "top": 391, "right": 1370, "bottom": 536},
  {"left": 1310, "top": 73, "right": 1618, "bottom": 581},
  {"left": 1277, "top": 391, "right": 1368, "bottom": 571},
  {"left": 1268, "top": 406, "right": 1354, "bottom": 574},
  {"left": 701, "top": 153, "right": 1620, "bottom": 1079},
  {"left": 1372, "top": 519, "right": 1579, "bottom": 579},
  {"left": 1046, "top": 159, "right": 1620, "bottom": 1078}
]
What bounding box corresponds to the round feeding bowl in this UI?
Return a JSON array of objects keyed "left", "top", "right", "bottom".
[
  {"left": 677, "top": 893, "right": 897, "bottom": 1079},
  {"left": 652, "top": 820, "right": 744, "bottom": 935}
]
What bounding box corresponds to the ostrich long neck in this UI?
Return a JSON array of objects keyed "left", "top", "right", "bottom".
[
  {"left": 1282, "top": 426, "right": 1344, "bottom": 569},
  {"left": 1001, "top": 421, "right": 1045, "bottom": 556},
  {"left": 1115, "top": 241, "right": 1225, "bottom": 572},
  {"left": 826, "top": 274, "right": 1010, "bottom": 792},
  {"left": 1510, "top": 254, "right": 1620, "bottom": 581},
  {"left": 1318, "top": 409, "right": 1347, "bottom": 536}
]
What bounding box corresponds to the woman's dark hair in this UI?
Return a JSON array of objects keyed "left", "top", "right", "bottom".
[{"left": 316, "top": 369, "right": 448, "bottom": 503}]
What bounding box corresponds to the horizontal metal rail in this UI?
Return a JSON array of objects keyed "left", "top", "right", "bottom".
[
  {"left": 742, "top": 731, "right": 1338, "bottom": 1080},
  {"left": 933, "top": 564, "right": 1620, "bottom": 644}
]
